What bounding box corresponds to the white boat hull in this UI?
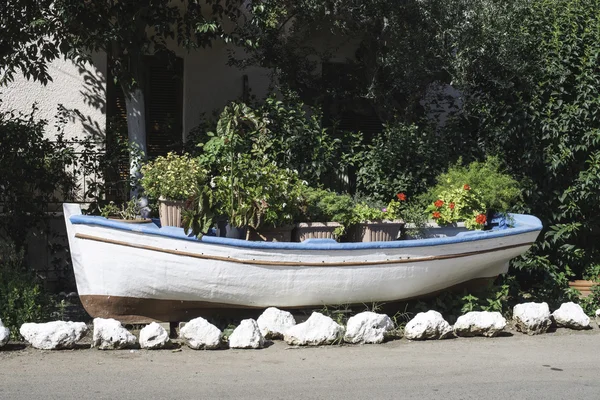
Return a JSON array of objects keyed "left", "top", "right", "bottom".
[{"left": 63, "top": 204, "right": 542, "bottom": 322}]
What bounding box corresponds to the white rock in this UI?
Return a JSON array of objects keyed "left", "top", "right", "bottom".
[
  {"left": 179, "top": 317, "right": 222, "bottom": 350},
  {"left": 344, "top": 312, "right": 395, "bottom": 344},
  {"left": 404, "top": 310, "right": 453, "bottom": 340},
  {"left": 284, "top": 312, "right": 343, "bottom": 346},
  {"left": 595, "top": 309, "right": 600, "bottom": 317},
  {"left": 552, "top": 302, "right": 590, "bottom": 330},
  {"left": 20, "top": 321, "right": 88, "bottom": 350},
  {"left": 139, "top": 322, "right": 170, "bottom": 349},
  {"left": 513, "top": 302, "right": 552, "bottom": 335},
  {"left": 0, "top": 319, "right": 11, "bottom": 347},
  {"left": 454, "top": 311, "right": 507, "bottom": 337},
  {"left": 92, "top": 318, "right": 137, "bottom": 350},
  {"left": 228, "top": 319, "right": 265, "bottom": 349},
  {"left": 257, "top": 307, "right": 296, "bottom": 339}
]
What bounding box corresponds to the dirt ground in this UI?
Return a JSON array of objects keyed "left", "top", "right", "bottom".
[{"left": 1, "top": 325, "right": 599, "bottom": 400}]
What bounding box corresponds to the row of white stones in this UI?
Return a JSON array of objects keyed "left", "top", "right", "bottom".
[{"left": 1, "top": 303, "right": 598, "bottom": 350}]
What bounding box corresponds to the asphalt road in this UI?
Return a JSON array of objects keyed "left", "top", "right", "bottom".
[{"left": 0, "top": 328, "right": 598, "bottom": 400}]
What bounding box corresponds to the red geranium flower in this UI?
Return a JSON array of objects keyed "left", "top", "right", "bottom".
[
  {"left": 475, "top": 213, "right": 487, "bottom": 225},
  {"left": 397, "top": 192, "right": 407, "bottom": 201},
  {"left": 434, "top": 199, "right": 444, "bottom": 208},
  {"left": 449, "top": 202, "right": 455, "bottom": 210},
  {"left": 432, "top": 211, "right": 441, "bottom": 219},
  {"left": 463, "top": 184, "right": 471, "bottom": 191}
]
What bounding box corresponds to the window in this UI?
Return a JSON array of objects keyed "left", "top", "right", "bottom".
[{"left": 106, "top": 54, "right": 184, "bottom": 199}]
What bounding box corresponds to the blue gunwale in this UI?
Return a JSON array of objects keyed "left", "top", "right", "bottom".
[{"left": 70, "top": 213, "right": 542, "bottom": 251}]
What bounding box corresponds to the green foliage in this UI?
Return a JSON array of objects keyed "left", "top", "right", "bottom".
[
  {"left": 298, "top": 186, "right": 355, "bottom": 237},
  {"left": 2, "top": 0, "right": 245, "bottom": 90},
  {"left": 424, "top": 157, "right": 522, "bottom": 213},
  {"left": 385, "top": 196, "right": 407, "bottom": 221},
  {"left": 140, "top": 152, "right": 206, "bottom": 201},
  {"left": 355, "top": 122, "right": 453, "bottom": 202},
  {"left": 579, "top": 285, "right": 600, "bottom": 317},
  {"left": 299, "top": 187, "right": 354, "bottom": 223},
  {"left": 214, "top": 161, "right": 304, "bottom": 229},
  {"left": 99, "top": 199, "right": 144, "bottom": 220},
  {"left": 182, "top": 184, "right": 216, "bottom": 239},
  {"left": 0, "top": 106, "right": 77, "bottom": 248},
  {"left": 0, "top": 0, "right": 59, "bottom": 85},
  {"left": 202, "top": 103, "right": 304, "bottom": 229},
  {"left": 411, "top": 277, "right": 519, "bottom": 322},
  {"left": 349, "top": 203, "right": 388, "bottom": 225},
  {"left": 425, "top": 186, "right": 487, "bottom": 230},
  {"left": 257, "top": 92, "right": 344, "bottom": 185},
  {"left": 0, "top": 243, "right": 51, "bottom": 339},
  {"left": 445, "top": 0, "right": 600, "bottom": 283}
]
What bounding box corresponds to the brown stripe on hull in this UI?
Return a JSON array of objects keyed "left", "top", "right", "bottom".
[
  {"left": 80, "top": 295, "right": 264, "bottom": 324},
  {"left": 79, "top": 277, "right": 496, "bottom": 323},
  {"left": 75, "top": 232, "right": 533, "bottom": 267}
]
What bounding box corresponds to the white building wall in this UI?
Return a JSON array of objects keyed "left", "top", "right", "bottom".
[
  {"left": 183, "top": 43, "right": 272, "bottom": 136},
  {"left": 1, "top": 46, "right": 272, "bottom": 142},
  {"left": 0, "top": 53, "right": 108, "bottom": 144}
]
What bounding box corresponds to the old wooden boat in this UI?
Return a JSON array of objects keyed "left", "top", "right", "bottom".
[{"left": 63, "top": 203, "right": 542, "bottom": 323}]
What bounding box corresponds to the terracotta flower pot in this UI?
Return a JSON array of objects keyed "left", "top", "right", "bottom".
[
  {"left": 247, "top": 225, "right": 294, "bottom": 242},
  {"left": 347, "top": 220, "right": 405, "bottom": 242},
  {"left": 568, "top": 279, "right": 599, "bottom": 298},
  {"left": 294, "top": 222, "right": 341, "bottom": 242},
  {"left": 158, "top": 197, "right": 186, "bottom": 228}
]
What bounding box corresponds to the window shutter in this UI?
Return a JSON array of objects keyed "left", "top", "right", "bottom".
[
  {"left": 321, "top": 61, "right": 383, "bottom": 138},
  {"left": 144, "top": 55, "right": 184, "bottom": 158},
  {"left": 106, "top": 55, "right": 184, "bottom": 200}
]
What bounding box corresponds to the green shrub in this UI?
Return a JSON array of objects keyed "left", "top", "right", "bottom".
[
  {"left": 444, "top": 0, "right": 600, "bottom": 287},
  {"left": 355, "top": 121, "right": 459, "bottom": 203},
  {"left": 0, "top": 243, "right": 51, "bottom": 339},
  {"left": 257, "top": 91, "right": 343, "bottom": 185},
  {"left": 0, "top": 106, "right": 77, "bottom": 248},
  {"left": 198, "top": 102, "right": 304, "bottom": 229},
  {"left": 579, "top": 285, "right": 600, "bottom": 317}
]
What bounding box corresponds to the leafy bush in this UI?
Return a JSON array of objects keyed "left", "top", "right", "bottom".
[
  {"left": 298, "top": 186, "right": 355, "bottom": 237},
  {"left": 0, "top": 243, "right": 51, "bottom": 339},
  {"left": 257, "top": 92, "right": 344, "bottom": 185},
  {"left": 213, "top": 159, "right": 304, "bottom": 229},
  {"left": 579, "top": 285, "right": 600, "bottom": 317},
  {"left": 0, "top": 106, "right": 77, "bottom": 248},
  {"left": 200, "top": 103, "right": 304, "bottom": 229},
  {"left": 355, "top": 121, "right": 458, "bottom": 203},
  {"left": 446, "top": 0, "right": 600, "bottom": 285}
]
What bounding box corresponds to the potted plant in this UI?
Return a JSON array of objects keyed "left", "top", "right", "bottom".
[
  {"left": 100, "top": 199, "right": 151, "bottom": 223},
  {"left": 347, "top": 195, "right": 405, "bottom": 242},
  {"left": 214, "top": 158, "right": 303, "bottom": 242},
  {"left": 424, "top": 157, "right": 522, "bottom": 230},
  {"left": 568, "top": 263, "right": 600, "bottom": 298},
  {"left": 295, "top": 187, "right": 354, "bottom": 241},
  {"left": 198, "top": 102, "right": 305, "bottom": 241},
  {"left": 140, "top": 152, "right": 205, "bottom": 228},
  {"left": 425, "top": 184, "right": 488, "bottom": 231}
]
